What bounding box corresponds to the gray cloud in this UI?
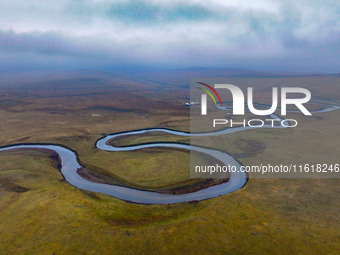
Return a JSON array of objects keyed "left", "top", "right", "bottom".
[
  {"left": 106, "top": 1, "right": 212, "bottom": 23},
  {"left": 0, "top": 0, "right": 339, "bottom": 72}
]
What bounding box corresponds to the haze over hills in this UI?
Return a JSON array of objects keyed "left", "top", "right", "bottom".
[{"left": 0, "top": 68, "right": 338, "bottom": 90}]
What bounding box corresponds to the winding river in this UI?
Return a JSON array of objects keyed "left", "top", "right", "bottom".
[{"left": 0, "top": 101, "right": 339, "bottom": 204}]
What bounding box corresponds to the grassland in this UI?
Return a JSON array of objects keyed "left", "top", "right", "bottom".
[{"left": 0, "top": 71, "right": 339, "bottom": 254}]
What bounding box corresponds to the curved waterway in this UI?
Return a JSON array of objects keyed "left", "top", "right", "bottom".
[{"left": 0, "top": 101, "right": 339, "bottom": 204}]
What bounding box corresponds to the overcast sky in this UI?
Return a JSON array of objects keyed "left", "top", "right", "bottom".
[{"left": 0, "top": 0, "right": 339, "bottom": 72}]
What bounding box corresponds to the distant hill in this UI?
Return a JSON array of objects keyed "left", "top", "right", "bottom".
[{"left": 0, "top": 68, "right": 337, "bottom": 90}]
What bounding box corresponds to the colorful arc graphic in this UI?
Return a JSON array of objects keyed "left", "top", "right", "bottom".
[
  {"left": 198, "top": 82, "right": 223, "bottom": 106},
  {"left": 198, "top": 87, "right": 216, "bottom": 105}
]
